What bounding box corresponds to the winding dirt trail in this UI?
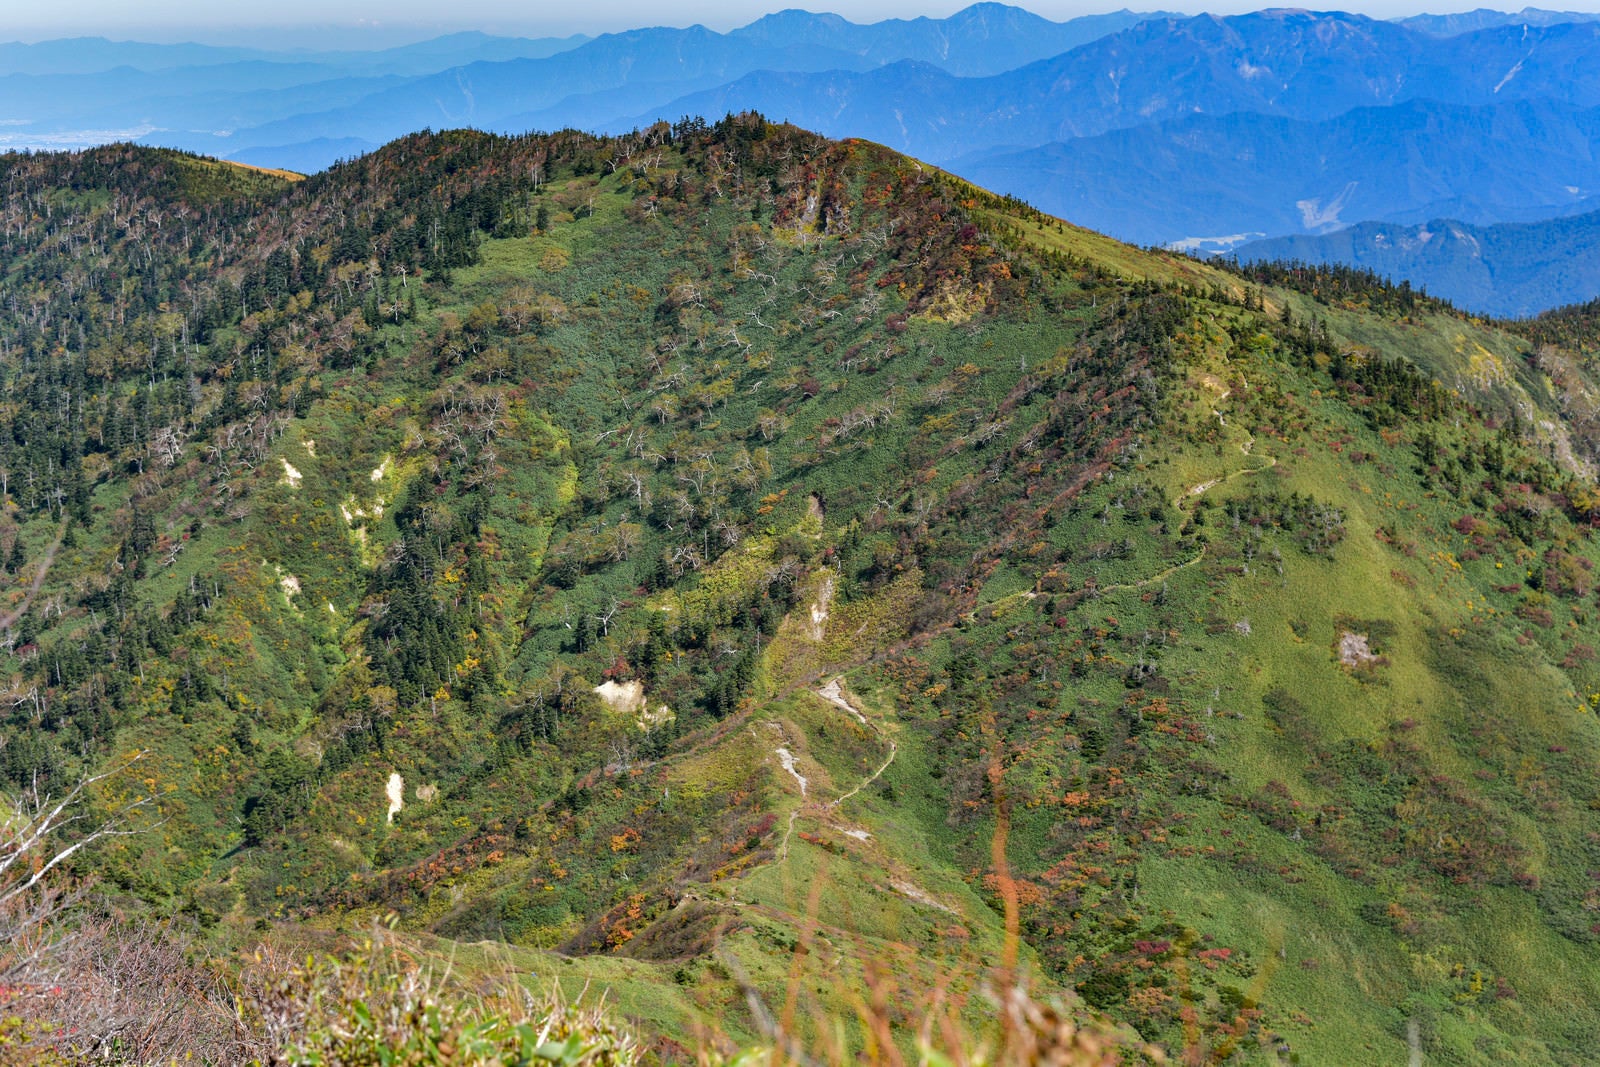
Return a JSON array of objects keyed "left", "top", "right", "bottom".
[
  {"left": 1094, "top": 547, "right": 1209, "bottom": 597},
  {"left": 1092, "top": 435, "right": 1279, "bottom": 596},
  {"left": 956, "top": 440, "right": 1278, "bottom": 613},
  {"left": 1169, "top": 434, "right": 1275, "bottom": 509},
  {"left": 822, "top": 678, "right": 897, "bottom": 811},
  {"left": 777, "top": 806, "right": 804, "bottom": 861},
  {"left": 772, "top": 676, "right": 897, "bottom": 860},
  {"left": 762, "top": 428, "right": 1278, "bottom": 899}
]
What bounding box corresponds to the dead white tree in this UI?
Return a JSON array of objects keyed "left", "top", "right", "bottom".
[
  {"left": 2, "top": 752, "right": 156, "bottom": 962},
  {"left": 0, "top": 751, "right": 250, "bottom": 1061},
  {"left": 591, "top": 596, "right": 621, "bottom": 638},
  {"left": 150, "top": 423, "right": 188, "bottom": 469}
]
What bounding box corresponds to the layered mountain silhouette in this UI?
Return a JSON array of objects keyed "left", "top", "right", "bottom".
[
  {"left": 0, "top": 6, "right": 1167, "bottom": 159},
  {"left": 955, "top": 98, "right": 1600, "bottom": 249},
  {"left": 8, "top": 121, "right": 1600, "bottom": 1064},
  {"left": 5, "top": 5, "right": 1600, "bottom": 310},
  {"left": 1237, "top": 209, "right": 1600, "bottom": 317},
  {"left": 635, "top": 13, "right": 1600, "bottom": 157},
  {"left": 1397, "top": 5, "right": 1600, "bottom": 36}
]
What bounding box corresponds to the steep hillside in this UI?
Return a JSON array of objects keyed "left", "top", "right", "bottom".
[{"left": 4, "top": 122, "right": 1600, "bottom": 1064}]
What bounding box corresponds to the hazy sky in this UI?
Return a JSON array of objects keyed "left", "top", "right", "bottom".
[{"left": 13, "top": 0, "right": 1600, "bottom": 44}]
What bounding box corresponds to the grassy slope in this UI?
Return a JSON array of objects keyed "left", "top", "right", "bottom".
[
  {"left": 150, "top": 136, "right": 1084, "bottom": 1051},
  {"left": 855, "top": 209, "right": 1600, "bottom": 1060},
  {"left": 3, "top": 129, "right": 1599, "bottom": 1062}
]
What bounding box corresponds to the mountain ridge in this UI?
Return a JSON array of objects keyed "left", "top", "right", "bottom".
[
  {"left": 954, "top": 96, "right": 1600, "bottom": 248},
  {"left": 8, "top": 5, "right": 1600, "bottom": 314},
  {"left": 625, "top": 11, "right": 1600, "bottom": 162},
  {"left": 1236, "top": 207, "right": 1600, "bottom": 317},
  {"left": 4, "top": 120, "right": 1600, "bottom": 1062},
  {"left": 1396, "top": 5, "right": 1600, "bottom": 36}
]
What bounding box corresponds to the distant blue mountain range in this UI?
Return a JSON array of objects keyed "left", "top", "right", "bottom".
[
  {"left": 6, "top": 4, "right": 1600, "bottom": 313},
  {"left": 954, "top": 98, "right": 1600, "bottom": 250},
  {"left": 1395, "top": 6, "right": 1600, "bottom": 36},
  {"left": 1235, "top": 209, "right": 1600, "bottom": 318},
  {"left": 0, "top": 6, "right": 1169, "bottom": 159},
  {"left": 630, "top": 13, "right": 1600, "bottom": 155}
]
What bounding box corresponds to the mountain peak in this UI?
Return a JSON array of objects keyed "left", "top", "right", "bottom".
[
  {"left": 732, "top": 8, "right": 856, "bottom": 33},
  {"left": 10, "top": 119, "right": 1600, "bottom": 1067}
]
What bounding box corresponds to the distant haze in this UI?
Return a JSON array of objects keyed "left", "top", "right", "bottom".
[{"left": 15, "top": 1, "right": 1600, "bottom": 44}]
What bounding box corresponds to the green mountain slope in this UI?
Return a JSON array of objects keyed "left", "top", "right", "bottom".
[{"left": 4, "top": 122, "right": 1600, "bottom": 1063}]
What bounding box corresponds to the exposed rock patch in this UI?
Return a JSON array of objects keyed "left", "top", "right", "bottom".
[
  {"left": 808, "top": 575, "right": 833, "bottom": 641},
  {"left": 1339, "top": 631, "right": 1379, "bottom": 666},
  {"left": 385, "top": 772, "right": 404, "bottom": 824},
  {"left": 594, "top": 678, "right": 674, "bottom": 730},
  {"left": 775, "top": 747, "right": 808, "bottom": 796},
  {"left": 594, "top": 678, "right": 645, "bottom": 714},
  {"left": 891, "top": 878, "right": 953, "bottom": 913},
  {"left": 817, "top": 676, "right": 867, "bottom": 725}
]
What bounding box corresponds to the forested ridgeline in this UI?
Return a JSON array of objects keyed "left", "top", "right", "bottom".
[{"left": 3, "top": 118, "right": 1600, "bottom": 1064}]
